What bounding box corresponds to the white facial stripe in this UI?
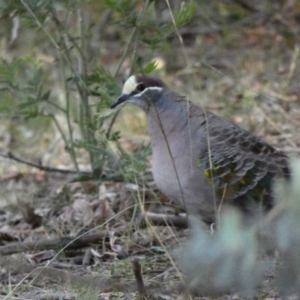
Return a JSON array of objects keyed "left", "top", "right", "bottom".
[
  {"left": 122, "top": 75, "right": 138, "bottom": 94},
  {"left": 137, "top": 86, "right": 163, "bottom": 96}
]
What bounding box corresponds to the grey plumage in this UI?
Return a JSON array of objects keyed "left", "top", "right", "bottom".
[{"left": 112, "top": 75, "right": 289, "bottom": 223}]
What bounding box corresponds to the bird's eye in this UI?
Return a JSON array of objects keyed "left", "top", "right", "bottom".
[{"left": 136, "top": 83, "right": 146, "bottom": 92}]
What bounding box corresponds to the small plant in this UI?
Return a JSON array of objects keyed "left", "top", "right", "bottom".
[{"left": 0, "top": 0, "right": 196, "bottom": 184}]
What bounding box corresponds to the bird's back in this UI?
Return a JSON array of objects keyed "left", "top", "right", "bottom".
[{"left": 188, "top": 103, "right": 290, "bottom": 212}]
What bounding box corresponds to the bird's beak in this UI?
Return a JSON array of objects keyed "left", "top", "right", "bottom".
[{"left": 111, "top": 94, "right": 129, "bottom": 109}]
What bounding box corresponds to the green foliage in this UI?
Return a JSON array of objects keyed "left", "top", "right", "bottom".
[
  {"left": 0, "top": 0, "right": 48, "bottom": 12},
  {"left": 115, "top": 142, "right": 151, "bottom": 177},
  {"left": 139, "top": 2, "right": 196, "bottom": 49},
  {"left": 0, "top": 0, "right": 196, "bottom": 184},
  {"left": 0, "top": 57, "right": 49, "bottom": 119},
  {"left": 86, "top": 67, "right": 119, "bottom": 107},
  {"left": 102, "top": 0, "right": 136, "bottom": 13},
  {"left": 217, "top": 2, "right": 247, "bottom": 20},
  {"left": 174, "top": 2, "right": 196, "bottom": 28},
  {"left": 0, "top": 58, "right": 21, "bottom": 87},
  {"left": 142, "top": 60, "right": 158, "bottom": 74}
]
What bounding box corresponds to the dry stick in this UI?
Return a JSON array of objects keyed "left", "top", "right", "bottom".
[
  {"left": 278, "top": 147, "right": 300, "bottom": 154},
  {"left": 284, "top": 45, "right": 299, "bottom": 90},
  {"left": 0, "top": 232, "right": 117, "bottom": 256},
  {"left": 0, "top": 151, "right": 89, "bottom": 175},
  {"left": 0, "top": 151, "right": 129, "bottom": 182},
  {"left": 106, "top": 0, "right": 150, "bottom": 138},
  {"left": 51, "top": 13, "right": 85, "bottom": 175},
  {"left": 76, "top": 7, "right": 98, "bottom": 169},
  {"left": 106, "top": 30, "right": 137, "bottom": 137},
  {"left": 139, "top": 212, "right": 188, "bottom": 228},
  {"left": 259, "top": 88, "right": 298, "bottom": 102},
  {"left": 9, "top": 12, "right": 20, "bottom": 47},
  {"left": 132, "top": 259, "right": 146, "bottom": 296},
  {"left": 82, "top": 248, "right": 92, "bottom": 266}
]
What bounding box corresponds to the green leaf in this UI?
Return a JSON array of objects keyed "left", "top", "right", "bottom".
[
  {"left": 142, "top": 60, "right": 158, "bottom": 74},
  {"left": 102, "top": 0, "right": 135, "bottom": 13},
  {"left": 174, "top": 2, "right": 196, "bottom": 27}
]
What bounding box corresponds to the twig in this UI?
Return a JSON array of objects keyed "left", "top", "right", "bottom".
[
  {"left": 77, "top": 6, "right": 98, "bottom": 169},
  {"left": 8, "top": 12, "right": 20, "bottom": 48},
  {"left": 106, "top": 0, "right": 150, "bottom": 138},
  {"left": 106, "top": 29, "right": 139, "bottom": 139},
  {"left": 0, "top": 231, "right": 123, "bottom": 256},
  {"left": 283, "top": 45, "right": 299, "bottom": 90},
  {"left": 254, "top": 86, "right": 298, "bottom": 102},
  {"left": 0, "top": 151, "right": 89, "bottom": 175},
  {"left": 165, "top": 0, "right": 191, "bottom": 71},
  {"left": 58, "top": 51, "right": 81, "bottom": 176},
  {"left": 132, "top": 259, "right": 146, "bottom": 297},
  {"left": 82, "top": 248, "right": 92, "bottom": 266},
  {"left": 277, "top": 147, "right": 300, "bottom": 154},
  {"left": 138, "top": 212, "right": 188, "bottom": 228},
  {"left": 0, "top": 151, "right": 134, "bottom": 183}
]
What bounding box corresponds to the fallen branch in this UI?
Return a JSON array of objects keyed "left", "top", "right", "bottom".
[
  {"left": 0, "top": 151, "right": 87, "bottom": 175},
  {"left": 132, "top": 259, "right": 146, "bottom": 297},
  {"left": 138, "top": 212, "right": 188, "bottom": 228},
  {"left": 0, "top": 230, "right": 126, "bottom": 256},
  {"left": 0, "top": 151, "right": 126, "bottom": 182}
]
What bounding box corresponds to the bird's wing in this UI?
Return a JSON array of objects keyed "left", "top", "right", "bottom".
[{"left": 197, "top": 112, "right": 289, "bottom": 206}]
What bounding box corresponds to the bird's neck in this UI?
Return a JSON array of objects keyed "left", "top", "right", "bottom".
[{"left": 147, "top": 97, "right": 189, "bottom": 141}]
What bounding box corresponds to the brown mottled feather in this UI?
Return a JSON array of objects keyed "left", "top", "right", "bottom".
[{"left": 188, "top": 103, "right": 289, "bottom": 210}]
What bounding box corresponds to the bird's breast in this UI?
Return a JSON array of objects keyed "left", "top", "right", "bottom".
[{"left": 150, "top": 123, "right": 202, "bottom": 201}]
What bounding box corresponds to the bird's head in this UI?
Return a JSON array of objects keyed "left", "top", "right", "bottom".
[{"left": 111, "top": 75, "right": 166, "bottom": 111}]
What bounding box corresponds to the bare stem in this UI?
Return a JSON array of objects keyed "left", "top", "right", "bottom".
[{"left": 107, "top": 0, "right": 150, "bottom": 137}]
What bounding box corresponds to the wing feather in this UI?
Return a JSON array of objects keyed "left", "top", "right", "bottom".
[{"left": 197, "top": 112, "right": 289, "bottom": 207}]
